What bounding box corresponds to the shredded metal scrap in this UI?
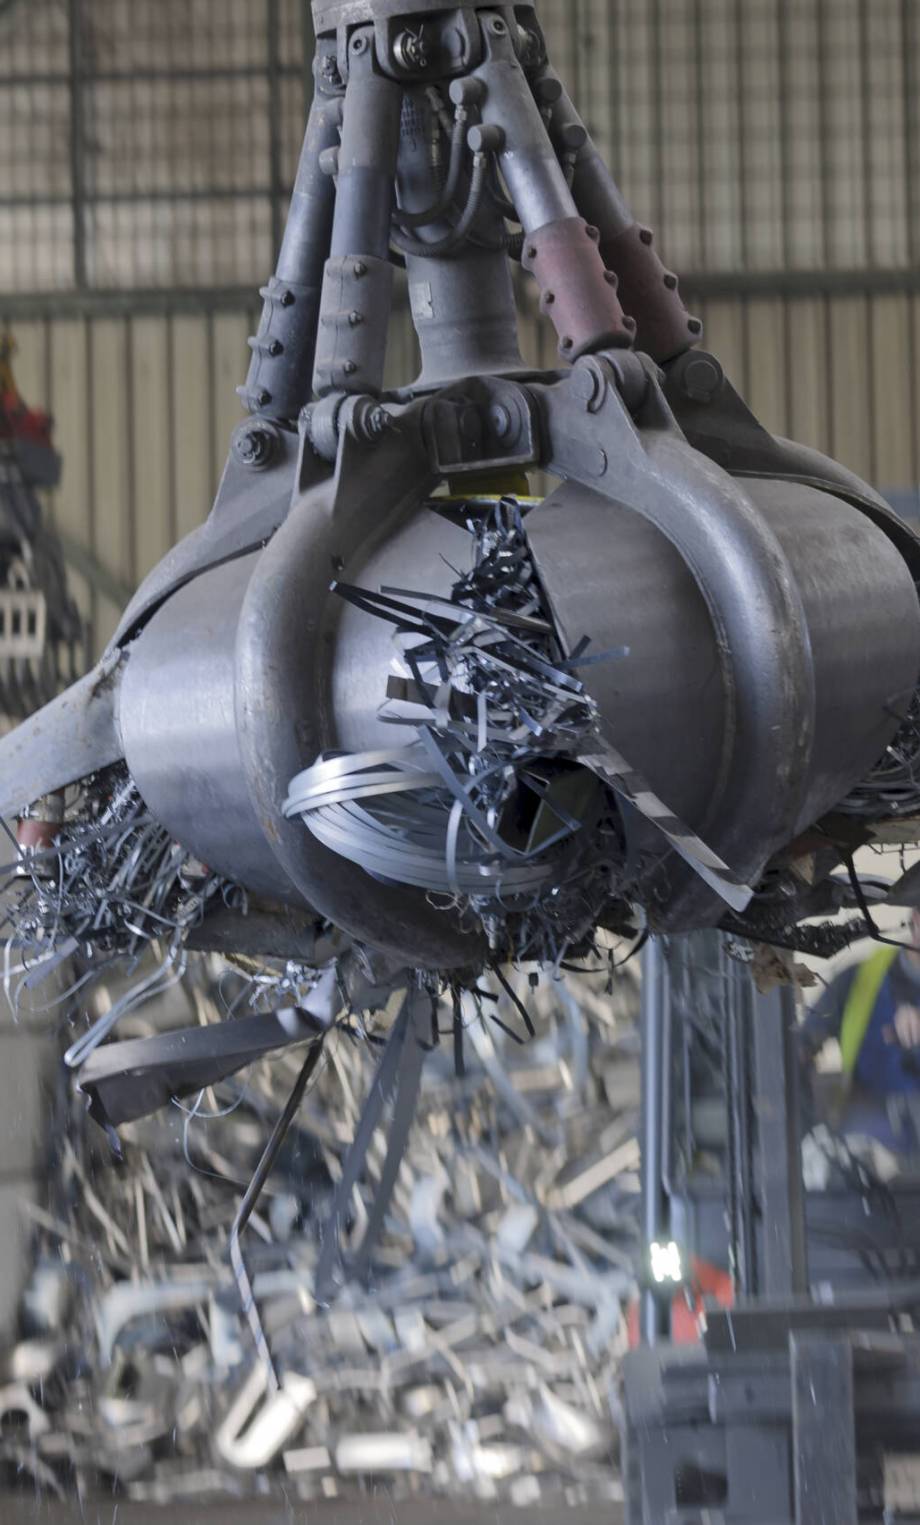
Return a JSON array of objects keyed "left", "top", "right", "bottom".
[
  {"left": 285, "top": 499, "right": 622, "bottom": 966},
  {"left": 0, "top": 768, "right": 242, "bottom": 1060},
  {"left": 1, "top": 957, "right": 638, "bottom": 1508},
  {"left": 285, "top": 497, "right": 752, "bottom": 973}
]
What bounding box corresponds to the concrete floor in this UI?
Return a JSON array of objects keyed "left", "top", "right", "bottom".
[{"left": 4, "top": 1501, "right": 621, "bottom": 1525}]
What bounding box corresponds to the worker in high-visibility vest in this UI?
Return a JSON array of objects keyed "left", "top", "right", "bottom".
[{"left": 801, "top": 913, "right": 920, "bottom": 1151}]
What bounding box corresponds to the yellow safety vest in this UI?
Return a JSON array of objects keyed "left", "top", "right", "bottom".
[{"left": 839, "top": 945, "right": 899, "bottom": 1082}]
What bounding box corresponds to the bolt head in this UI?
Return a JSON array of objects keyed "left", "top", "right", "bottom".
[
  {"left": 450, "top": 76, "right": 486, "bottom": 108},
  {"left": 534, "top": 76, "right": 562, "bottom": 105},
  {"left": 353, "top": 399, "right": 390, "bottom": 442},
  {"left": 394, "top": 28, "right": 427, "bottom": 72},
  {"left": 232, "top": 419, "right": 280, "bottom": 469},
  {"left": 572, "top": 363, "right": 602, "bottom": 409},
  {"left": 560, "top": 122, "right": 588, "bottom": 152},
  {"left": 488, "top": 403, "right": 512, "bottom": 440},
  {"left": 682, "top": 355, "right": 722, "bottom": 402},
  {"left": 467, "top": 122, "right": 505, "bottom": 155},
  {"left": 351, "top": 34, "right": 367, "bottom": 54}
]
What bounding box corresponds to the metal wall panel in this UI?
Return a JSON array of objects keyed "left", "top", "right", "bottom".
[
  {"left": 6, "top": 306, "right": 258, "bottom": 656},
  {"left": 5, "top": 288, "right": 917, "bottom": 662},
  {"left": 3, "top": 0, "right": 920, "bottom": 291},
  {"left": 0, "top": 0, "right": 308, "bottom": 294},
  {"left": 535, "top": 0, "right": 920, "bottom": 276},
  {"left": 687, "top": 289, "right": 920, "bottom": 492}
]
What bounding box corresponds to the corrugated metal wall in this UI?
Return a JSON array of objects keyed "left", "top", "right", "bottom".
[
  {"left": 13, "top": 288, "right": 919, "bottom": 658},
  {"left": 2, "top": 0, "right": 920, "bottom": 657},
  {"left": 4, "top": 0, "right": 918, "bottom": 290},
  {"left": 542, "top": 0, "right": 920, "bottom": 275},
  {"left": 3, "top": 299, "right": 428, "bottom": 655}
]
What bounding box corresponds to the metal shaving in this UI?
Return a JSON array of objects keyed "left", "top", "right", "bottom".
[
  {"left": 2, "top": 954, "right": 638, "bottom": 1509},
  {"left": 0, "top": 765, "right": 243, "bottom": 1061},
  {"left": 285, "top": 498, "right": 623, "bottom": 967},
  {"left": 285, "top": 495, "right": 752, "bottom": 971},
  {"left": 839, "top": 684, "right": 920, "bottom": 818}
]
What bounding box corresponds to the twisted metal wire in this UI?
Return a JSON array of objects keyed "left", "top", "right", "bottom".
[{"left": 0, "top": 765, "right": 243, "bottom": 1058}]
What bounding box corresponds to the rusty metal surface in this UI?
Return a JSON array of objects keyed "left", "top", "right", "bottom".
[
  {"left": 597, "top": 222, "right": 701, "bottom": 363},
  {"left": 522, "top": 218, "right": 634, "bottom": 359}
]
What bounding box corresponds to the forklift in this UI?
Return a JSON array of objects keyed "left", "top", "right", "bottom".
[{"left": 623, "top": 933, "right": 920, "bottom": 1524}]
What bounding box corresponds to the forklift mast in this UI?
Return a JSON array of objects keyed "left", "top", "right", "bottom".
[{"left": 628, "top": 934, "right": 920, "bottom": 1524}]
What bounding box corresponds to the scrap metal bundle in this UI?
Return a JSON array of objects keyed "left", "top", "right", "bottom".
[{"left": 3, "top": 958, "right": 639, "bottom": 1508}]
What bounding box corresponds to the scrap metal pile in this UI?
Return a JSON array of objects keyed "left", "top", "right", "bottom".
[
  {"left": 3, "top": 771, "right": 240, "bottom": 1053},
  {"left": 2, "top": 958, "right": 638, "bottom": 1509}
]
